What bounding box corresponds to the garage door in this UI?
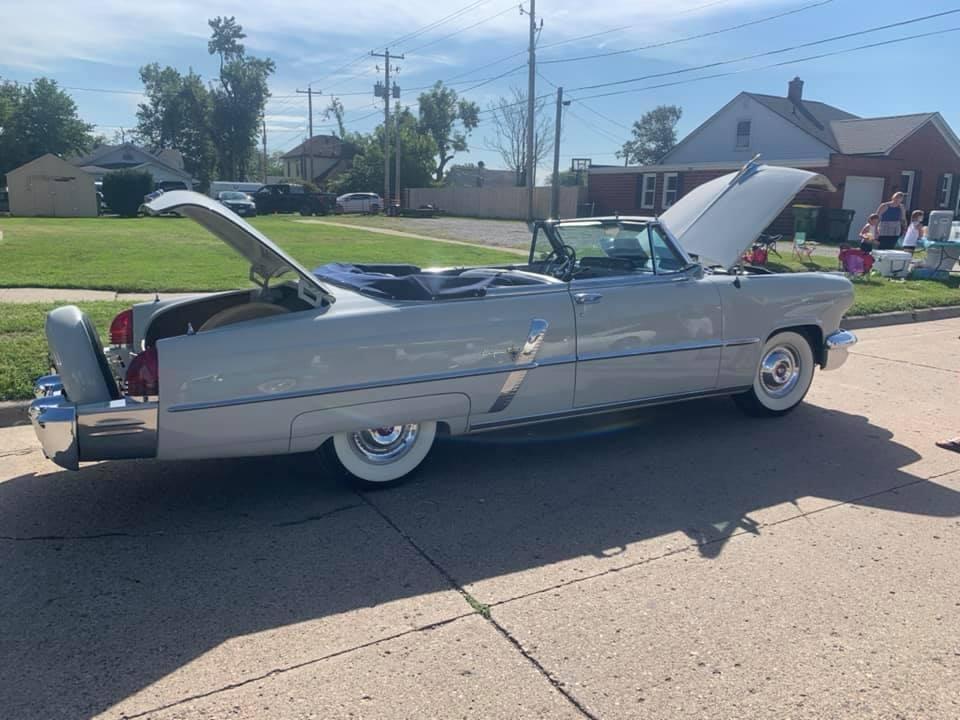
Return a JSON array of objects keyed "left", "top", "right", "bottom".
[{"left": 842, "top": 176, "right": 885, "bottom": 243}]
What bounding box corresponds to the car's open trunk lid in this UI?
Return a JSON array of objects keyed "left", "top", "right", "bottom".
[
  {"left": 659, "top": 161, "right": 835, "bottom": 269},
  {"left": 143, "top": 191, "right": 334, "bottom": 305}
]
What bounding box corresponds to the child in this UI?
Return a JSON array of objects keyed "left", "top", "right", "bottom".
[
  {"left": 859, "top": 213, "right": 880, "bottom": 252},
  {"left": 902, "top": 209, "right": 924, "bottom": 254}
]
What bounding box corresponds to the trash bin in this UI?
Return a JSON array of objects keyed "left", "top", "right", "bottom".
[
  {"left": 822, "top": 208, "right": 856, "bottom": 244},
  {"left": 792, "top": 204, "right": 821, "bottom": 239}
]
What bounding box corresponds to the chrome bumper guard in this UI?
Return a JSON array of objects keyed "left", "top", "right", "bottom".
[
  {"left": 822, "top": 329, "right": 857, "bottom": 371},
  {"left": 29, "top": 374, "right": 158, "bottom": 471}
]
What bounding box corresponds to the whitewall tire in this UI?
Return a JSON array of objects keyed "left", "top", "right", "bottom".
[
  {"left": 327, "top": 421, "right": 437, "bottom": 489},
  {"left": 734, "top": 331, "right": 815, "bottom": 417}
]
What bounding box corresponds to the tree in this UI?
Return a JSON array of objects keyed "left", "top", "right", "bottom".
[
  {"left": 134, "top": 64, "right": 216, "bottom": 188},
  {"left": 206, "top": 17, "right": 275, "bottom": 181},
  {"left": 417, "top": 82, "right": 479, "bottom": 182},
  {"left": 102, "top": 169, "right": 154, "bottom": 217},
  {"left": 484, "top": 87, "right": 553, "bottom": 186},
  {"left": 617, "top": 105, "right": 682, "bottom": 166},
  {"left": 0, "top": 78, "right": 94, "bottom": 178},
  {"left": 547, "top": 169, "right": 586, "bottom": 187},
  {"left": 323, "top": 97, "right": 346, "bottom": 138},
  {"left": 207, "top": 16, "right": 246, "bottom": 72},
  {"left": 330, "top": 108, "right": 437, "bottom": 194}
]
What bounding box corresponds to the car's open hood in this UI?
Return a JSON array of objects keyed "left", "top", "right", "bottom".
[
  {"left": 659, "top": 162, "right": 835, "bottom": 269},
  {"left": 143, "top": 191, "right": 334, "bottom": 305}
]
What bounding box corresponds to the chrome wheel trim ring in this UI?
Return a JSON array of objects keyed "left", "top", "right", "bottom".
[
  {"left": 349, "top": 424, "right": 420, "bottom": 465},
  {"left": 759, "top": 345, "right": 801, "bottom": 399}
]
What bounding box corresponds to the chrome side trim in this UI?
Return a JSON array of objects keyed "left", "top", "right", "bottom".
[
  {"left": 76, "top": 398, "right": 158, "bottom": 460},
  {"left": 577, "top": 336, "right": 757, "bottom": 363},
  {"left": 471, "top": 386, "right": 752, "bottom": 432},
  {"left": 168, "top": 356, "right": 577, "bottom": 414},
  {"left": 822, "top": 329, "right": 857, "bottom": 371},
  {"left": 488, "top": 318, "right": 549, "bottom": 413}
]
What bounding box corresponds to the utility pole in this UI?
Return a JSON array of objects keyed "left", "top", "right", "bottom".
[
  {"left": 372, "top": 49, "right": 403, "bottom": 210},
  {"left": 550, "top": 86, "right": 570, "bottom": 219},
  {"left": 296, "top": 86, "right": 317, "bottom": 183},
  {"left": 261, "top": 118, "right": 267, "bottom": 184},
  {"left": 521, "top": 0, "right": 539, "bottom": 221},
  {"left": 394, "top": 103, "right": 402, "bottom": 210}
]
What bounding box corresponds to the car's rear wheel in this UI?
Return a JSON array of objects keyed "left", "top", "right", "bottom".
[
  {"left": 323, "top": 421, "right": 437, "bottom": 489},
  {"left": 734, "top": 331, "right": 815, "bottom": 417}
]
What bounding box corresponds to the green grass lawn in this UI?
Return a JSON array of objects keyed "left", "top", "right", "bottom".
[{"left": 0, "top": 215, "right": 518, "bottom": 292}]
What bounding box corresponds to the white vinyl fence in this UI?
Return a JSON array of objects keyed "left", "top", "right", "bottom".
[{"left": 406, "top": 185, "right": 584, "bottom": 219}]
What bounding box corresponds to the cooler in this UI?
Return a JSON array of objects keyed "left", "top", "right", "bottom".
[{"left": 872, "top": 250, "right": 912, "bottom": 278}]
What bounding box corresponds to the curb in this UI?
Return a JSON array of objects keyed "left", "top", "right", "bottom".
[
  {"left": 0, "top": 401, "right": 30, "bottom": 428},
  {"left": 2, "top": 306, "right": 959, "bottom": 431},
  {"left": 843, "top": 305, "right": 960, "bottom": 330}
]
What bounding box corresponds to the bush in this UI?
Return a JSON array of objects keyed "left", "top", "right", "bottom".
[{"left": 102, "top": 169, "right": 154, "bottom": 217}]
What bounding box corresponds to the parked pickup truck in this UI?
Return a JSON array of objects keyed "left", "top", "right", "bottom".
[{"left": 253, "top": 183, "right": 336, "bottom": 216}]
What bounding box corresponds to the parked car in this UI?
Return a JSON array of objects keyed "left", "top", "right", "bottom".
[
  {"left": 336, "top": 192, "right": 382, "bottom": 214},
  {"left": 253, "top": 183, "right": 336, "bottom": 216},
  {"left": 209, "top": 181, "right": 264, "bottom": 198},
  {"left": 216, "top": 190, "right": 257, "bottom": 217},
  {"left": 28, "top": 162, "right": 856, "bottom": 490}
]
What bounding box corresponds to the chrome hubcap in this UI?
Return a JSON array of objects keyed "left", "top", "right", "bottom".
[
  {"left": 759, "top": 345, "right": 800, "bottom": 398},
  {"left": 349, "top": 424, "right": 419, "bottom": 464}
]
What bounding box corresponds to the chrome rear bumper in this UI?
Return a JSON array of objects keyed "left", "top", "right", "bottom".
[
  {"left": 29, "top": 374, "right": 158, "bottom": 471},
  {"left": 822, "top": 329, "right": 857, "bottom": 371}
]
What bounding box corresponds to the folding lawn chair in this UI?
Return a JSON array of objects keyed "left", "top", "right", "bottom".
[
  {"left": 838, "top": 246, "right": 873, "bottom": 277},
  {"left": 792, "top": 232, "right": 818, "bottom": 262}
]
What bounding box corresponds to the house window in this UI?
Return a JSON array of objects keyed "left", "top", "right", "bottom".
[
  {"left": 900, "top": 170, "right": 916, "bottom": 211},
  {"left": 662, "top": 173, "right": 679, "bottom": 208},
  {"left": 939, "top": 173, "right": 953, "bottom": 208},
  {"left": 736, "top": 120, "right": 751, "bottom": 149},
  {"left": 640, "top": 174, "right": 656, "bottom": 209}
]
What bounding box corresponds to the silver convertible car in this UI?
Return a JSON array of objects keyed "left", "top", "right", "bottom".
[{"left": 29, "top": 161, "right": 856, "bottom": 487}]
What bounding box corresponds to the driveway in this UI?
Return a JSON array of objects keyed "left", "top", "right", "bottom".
[{"left": 2, "top": 320, "right": 959, "bottom": 719}]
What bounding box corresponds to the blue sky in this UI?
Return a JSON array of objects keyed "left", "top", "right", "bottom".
[{"left": 2, "top": 0, "right": 957, "bottom": 178}]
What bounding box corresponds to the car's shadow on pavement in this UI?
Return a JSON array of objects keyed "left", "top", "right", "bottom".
[{"left": 2, "top": 398, "right": 959, "bottom": 719}]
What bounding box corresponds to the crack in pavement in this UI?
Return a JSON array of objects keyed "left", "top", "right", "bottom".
[
  {"left": 487, "top": 468, "right": 960, "bottom": 610},
  {"left": 119, "top": 612, "right": 474, "bottom": 719},
  {"left": 0, "top": 447, "right": 37, "bottom": 458},
  {"left": 356, "top": 490, "right": 602, "bottom": 720},
  {"left": 0, "top": 503, "right": 363, "bottom": 542},
  {"left": 849, "top": 350, "right": 958, "bottom": 374}
]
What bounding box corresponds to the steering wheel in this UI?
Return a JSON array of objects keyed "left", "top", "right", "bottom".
[{"left": 544, "top": 244, "right": 577, "bottom": 280}]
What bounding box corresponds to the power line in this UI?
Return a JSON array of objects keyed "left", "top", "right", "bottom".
[
  {"left": 405, "top": 3, "right": 517, "bottom": 54},
  {"left": 541, "top": 0, "right": 834, "bottom": 65},
  {"left": 390, "top": 0, "right": 493, "bottom": 50},
  {"left": 569, "top": 9, "right": 960, "bottom": 93},
  {"left": 570, "top": 24, "right": 960, "bottom": 102}
]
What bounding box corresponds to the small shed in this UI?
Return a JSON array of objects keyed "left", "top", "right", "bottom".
[{"left": 7, "top": 154, "right": 98, "bottom": 217}]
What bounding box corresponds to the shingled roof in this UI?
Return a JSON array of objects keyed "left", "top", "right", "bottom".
[
  {"left": 829, "top": 113, "right": 936, "bottom": 155},
  {"left": 744, "top": 92, "right": 859, "bottom": 151}
]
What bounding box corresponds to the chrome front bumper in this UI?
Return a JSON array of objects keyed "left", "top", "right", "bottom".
[
  {"left": 29, "top": 375, "right": 158, "bottom": 471},
  {"left": 822, "top": 329, "right": 857, "bottom": 371}
]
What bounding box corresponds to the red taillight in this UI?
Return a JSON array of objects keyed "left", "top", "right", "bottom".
[
  {"left": 109, "top": 308, "right": 134, "bottom": 345},
  {"left": 126, "top": 346, "right": 159, "bottom": 396}
]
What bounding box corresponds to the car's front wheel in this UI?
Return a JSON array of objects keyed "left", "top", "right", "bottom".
[
  {"left": 734, "top": 331, "right": 815, "bottom": 417},
  {"left": 323, "top": 421, "right": 437, "bottom": 489}
]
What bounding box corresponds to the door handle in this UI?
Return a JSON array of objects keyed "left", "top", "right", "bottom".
[{"left": 574, "top": 292, "right": 603, "bottom": 305}]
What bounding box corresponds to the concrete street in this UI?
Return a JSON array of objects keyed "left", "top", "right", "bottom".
[{"left": 2, "top": 320, "right": 959, "bottom": 719}]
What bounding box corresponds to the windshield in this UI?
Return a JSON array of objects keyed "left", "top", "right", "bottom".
[
  {"left": 220, "top": 191, "right": 248, "bottom": 200},
  {"left": 535, "top": 221, "right": 690, "bottom": 275}
]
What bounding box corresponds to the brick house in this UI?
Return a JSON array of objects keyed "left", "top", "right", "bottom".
[{"left": 588, "top": 78, "right": 960, "bottom": 241}]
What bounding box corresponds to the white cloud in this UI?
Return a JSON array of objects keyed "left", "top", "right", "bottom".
[{"left": 2, "top": 0, "right": 785, "bottom": 70}]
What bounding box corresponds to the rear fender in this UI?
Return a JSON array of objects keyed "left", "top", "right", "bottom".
[{"left": 289, "top": 393, "right": 471, "bottom": 453}]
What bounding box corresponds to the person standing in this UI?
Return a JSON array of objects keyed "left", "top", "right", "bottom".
[
  {"left": 902, "top": 209, "right": 924, "bottom": 254},
  {"left": 876, "top": 191, "right": 907, "bottom": 250},
  {"left": 858, "top": 213, "right": 880, "bottom": 252}
]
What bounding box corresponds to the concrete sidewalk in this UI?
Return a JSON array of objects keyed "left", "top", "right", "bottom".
[{"left": 0, "top": 287, "right": 187, "bottom": 304}]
